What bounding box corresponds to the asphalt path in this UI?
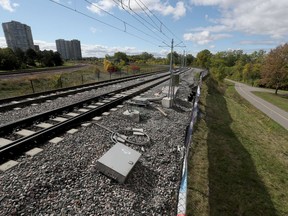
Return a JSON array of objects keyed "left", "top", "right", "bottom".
[{"left": 226, "top": 79, "right": 288, "bottom": 130}]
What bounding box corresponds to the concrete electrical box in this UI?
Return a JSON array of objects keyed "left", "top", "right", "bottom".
[{"left": 96, "top": 142, "right": 141, "bottom": 183}]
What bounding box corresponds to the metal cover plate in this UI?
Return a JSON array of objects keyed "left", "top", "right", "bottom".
[{"left": 96, "top": 142, "right": 141, "bottom": 183}]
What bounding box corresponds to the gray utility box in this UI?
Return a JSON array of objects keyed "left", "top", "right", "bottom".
[{"left": 96, "top": 142, "right": 141, "bottom": 183}]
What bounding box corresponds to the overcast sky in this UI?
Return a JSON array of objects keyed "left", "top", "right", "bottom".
[{"left": 1, "top": 0, "right": 287, "bottom": 57}]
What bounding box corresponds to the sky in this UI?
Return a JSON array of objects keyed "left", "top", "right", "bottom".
[{"left": 0, "top": 0, "right": 288, "bottom": 58}]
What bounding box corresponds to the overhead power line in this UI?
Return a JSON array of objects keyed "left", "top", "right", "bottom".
[
  {"left": 84, "top": 0, "right": 167, "bottom": 44},
  {"left": 137, "top": 0, "right": 186, "bottom": 46},
  {"left": 112, "top": 0, "right": 170, "bottom": 43},
  {"left": 49, "top": 0, "right": 159, "bottom": 46},
  {"left": 49, "top": 0, "right": 185, "bottom": 50}
]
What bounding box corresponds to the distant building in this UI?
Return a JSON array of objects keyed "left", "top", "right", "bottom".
[
  {"left": 2, "top": 20, "right": 35, "bottom": 51},
  {"left": 34, "top": 45, "right": 40, "bottom": 52},
  {"left": 56, "top": 39, "right": 82, "bottom": 60}
]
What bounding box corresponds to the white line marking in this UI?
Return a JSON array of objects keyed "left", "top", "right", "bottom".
[{"left": 237, "top": 85, "right": 288, "bottom": 121}]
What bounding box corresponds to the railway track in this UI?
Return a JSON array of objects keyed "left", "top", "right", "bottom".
[
  {"left": 0, "top": 70, "right": 167, "bottom": 112},
  {"left": 0, "top": 69, "right": 186, "bottom": 163}
]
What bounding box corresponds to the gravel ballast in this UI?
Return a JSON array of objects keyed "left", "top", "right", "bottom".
[
  {"left": 0, "top": 75, "right": 162, "bottom": 126},
  {"left": 0, "top": 69, "right": 200, "bottom": 215}
]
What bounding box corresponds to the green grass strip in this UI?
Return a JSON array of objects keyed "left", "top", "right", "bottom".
[
  {"left": 187, "top": 77, "right": 288, "bottom": 216},
  {"left": 252, "top": 91, "right": 288, "bottom": 112}
]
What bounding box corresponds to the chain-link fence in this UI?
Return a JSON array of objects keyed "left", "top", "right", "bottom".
[{"left": 177, "top": 70, "right": 208, "bottom": 216}]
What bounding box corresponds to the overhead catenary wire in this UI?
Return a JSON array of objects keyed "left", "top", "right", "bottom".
[
  {"left": 49, "top": 0, "right": 185, "bottom": 52},
  {"left": 48, "top": 0, "right": 159, "bottom": 46},
  {"left": 84, "top": 0, "right": 167, "bottom": 44},
  {"left": 137, "top": 0, "right": 186, "bottom": 46},
  {"left": 112, "top": 0, "right": 170, "bottom": 44}
]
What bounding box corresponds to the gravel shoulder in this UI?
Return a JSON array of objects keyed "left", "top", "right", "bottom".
[
  {"left": 0, "top": 69, "right": 197, "bottom": 215},
  {"left": 226, "top": 79, "right": 288, "bottom": 130}
]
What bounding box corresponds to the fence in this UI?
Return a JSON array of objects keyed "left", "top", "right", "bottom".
[{"left": 177, "top": 70, "right": 208, "bottom": 216}]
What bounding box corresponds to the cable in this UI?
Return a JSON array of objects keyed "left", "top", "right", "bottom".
[
  {"left": 137, "top": 0, "right": 185, "bottom": 46},
  {"left": 84, "top": 0, "right": 165, "bottom": 44},
  {"left": 48, "top": 0, "right": 159, "bottom": 46},
  {"left": 94, "top": 122, "right": 150, "bottom": 146},
  {"left": 112, "top": 0, "right": 169, "bottom": 44}
]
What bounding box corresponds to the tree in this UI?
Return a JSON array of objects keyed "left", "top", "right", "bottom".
[
  {"left": 0, "top": 48, "right": 20, "bottom": 70},
  {"left": 186, "top": 54, "right": 195, "bottom": 66},
  {"left": 167, "top": 51, "right": 181, "bottom": 65},
  {"left": 53, "top": 52, "right": 64, "bottom": 66},
  {"left": 261, "top": 43, "right": 288, "bottom": 94},
  {"left": 26, "top": 48, "right": 37, "bottom": 66},
  {"left": 114, "top": 52, "right": 128, "bottom": 64},
  {"left": 196, "top": 49, "right": 212, "bottom": 68}
]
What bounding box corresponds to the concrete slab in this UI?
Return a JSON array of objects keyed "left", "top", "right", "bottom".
[
  {"left": 52, "top": 117, "right": 67, "bottom": 122},
  {"left": 0, "top": 138, "right": 12, "bottom": 148},
  {"left": 66, "top": 112, "right": 79, "bottom": 117},
  {"left": 114, "top": 94, "right": 125, "bottom": 98},
  {"left": 110, "top": 108, "right": 117, "bottom": 112},
  {"left": 78, "top": 108, "right": 90, "bottom": 112},
  {"left": 11, "top": 101, "right": 19, "bottom": 104},
  {"left": 87, "top": 105, "right": 97, "bottom": 109},
  {"left": 25, "top": 147, "right": 43, "bottom": 156},
  {"left": 49, "top": 137, "right": 63, "bottom": 144},
  {"left": 123, "top": 110, "right": 140, "bottom": 122},
  {"left": 67, "top": 129, "right": 78, "bottom": 134},
  {"left": 81, "top": 122, "right": 92, "bottom": 127},
  {"left": 96, "top": 102, "right": 105, "bottom": 106},
  {"left": 13, "top": 107, "right": 21, "bottom": 110},
  {"left": 15, "top": 129, "right": 35, "bottom": 137},
  {"left": 36, "top": 122, "right": 53, "bottom": 129},
  {"left": 102, "top": 100, "right": 111, "bottom": 103},
  {"left": 46, "top": 100, "right": 52, "bottom": 103},
  {"left": 109, "top": 97, "right": 118, "bottom": 100},
  {"left": 133, "top": 131, "right": 145, "bottom": 136},
  {"left": 117, "top": 105, "right": 124, "bottom": 108},
  {"left": 0, "top": 160, "right": 19, "bottom": 172},
  {"left": 162, "top": 97, "right": 173, "bottom": 108},
  {"left": 93, "top": 116, "right": 102, "bottom": 121},
  {"left": 31, "top": 103, "right": 38, "bottom": 106},
  {"left": 102, "top": 112, "right": 110, "bottom": 116}
]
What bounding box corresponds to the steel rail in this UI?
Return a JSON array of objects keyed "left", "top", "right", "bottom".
[
  {"left": 0, "top": 70, "right": 167, "bottom": 111},
  {"left": 0, "top": 72, "right": 172, "bottom": 163}
]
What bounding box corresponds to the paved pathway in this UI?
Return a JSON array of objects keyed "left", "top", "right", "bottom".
[{"left": 226, "top": 79, "right": 288, "bottom": 130}]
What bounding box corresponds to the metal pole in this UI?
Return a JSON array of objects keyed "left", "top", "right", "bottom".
[{"left": 168, "top": 39, "right": 173, "bottom": 99}]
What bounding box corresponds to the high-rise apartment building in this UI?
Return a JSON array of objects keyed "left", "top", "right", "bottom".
[
  {"left": 56, "top": 39, "right": 82, "bottom": 60},
  {"left": 2, "top": 20, "right": 35, "bottom": 51}
]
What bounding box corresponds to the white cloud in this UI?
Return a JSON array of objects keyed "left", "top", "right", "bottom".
[
  {"left": 0, "top": 0, "right": 19, "bottom": 12},
  {"left": 189, "top": 0, "right": 288, "bottom": 39},
  {"left": 183, "top": 30, "right": 231, "bottom": 45},
  {"left": 160, "top": 1, "right": 186, "bottom": 20},
  {"left": 0, "top": 37, "right": 167, "bottom": 58},
  {"left": 0, "top": 37, "right": 7, "bottom": 47},
  {"left": 87, "top": 0, "right": 186, "bottom": 20},
  {"left": 239, "top": 40, "right": 276, "bottom": 46},
  {"left": 87, "top": 0, "right": 116, "bottom": 16}
]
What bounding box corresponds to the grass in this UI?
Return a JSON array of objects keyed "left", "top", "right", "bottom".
[
  {"left": 0, "top": 64, "right": 167, "bottom": 99},
  {"left": 252, "top": 91, "right": 288, "bottom": 112},
  {"left": 187, "top": 77, "right": 288, "bottom": 216}
]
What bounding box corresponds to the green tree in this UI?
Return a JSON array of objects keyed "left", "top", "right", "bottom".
[
  {"left": 186, "top": 54, "right": 195, "bottom": 66},
  {"left": 0, "top": 48, "right": 20, "bottom": 70},
  {"left": 26, "top": 48, "right": 37, "bottom": 66},
  {"left": 196, "top": 49, "right": 212, "bottom": 68},
  {"left": 261, "top": 43, "right": 288, "bottom": 94},
  {"left": 114, "top": 52, "right": 128, "bottom": 64}
]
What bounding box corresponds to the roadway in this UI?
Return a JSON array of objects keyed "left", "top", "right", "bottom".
[{"left": 226, "top": 79, "right": 288, "bottom": 130}]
